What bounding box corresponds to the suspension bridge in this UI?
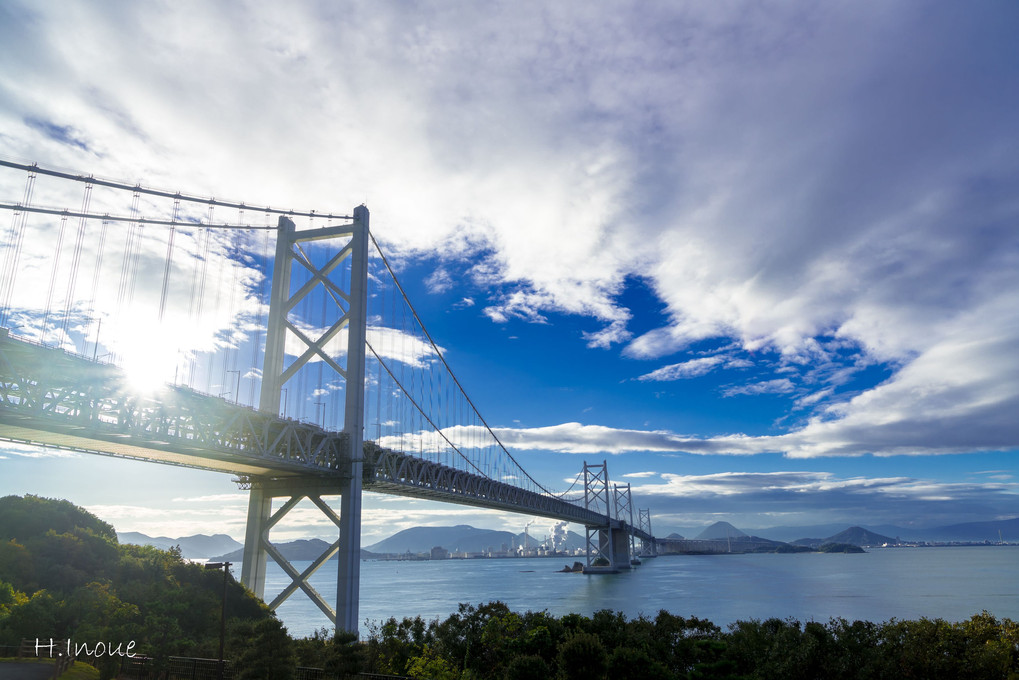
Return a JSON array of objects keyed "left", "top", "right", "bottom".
[{"left": 0, "top": 159, "right": 657, "bottom": 632}]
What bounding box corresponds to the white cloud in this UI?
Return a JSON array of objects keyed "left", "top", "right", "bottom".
[
  {"left": 171, "top": 493, "right": 248, "bottom": 503},
  {"left": 0, "top": 442, "right": 79, "bottom": 458},
  {"left": 722, "top": 378, "right": 795, "bottom": 398},
  {"left": 583, "top": 319, "right": 632, "bottom": 349},
  {"left": 486, "top": 422, "right": 768, "bottom": 456},
  {"left": 0, "top": 2, "right": 1016, "bottom": 460},
  {"left": 632, "top": 469, "right": 1019, "bottom": 532},
  {"left": 425, "top": 268, "right": 454, "bottom": 294},
  {"left": 638, "top": 356, "right": 724, "bottom": 381}
]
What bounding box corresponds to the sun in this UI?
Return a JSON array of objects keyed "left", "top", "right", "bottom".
[
  {"left": 116, "top": 333, "right": 184, "bottom": 396},
  {"left": 121, "top": 351, "right": 179, "bottom": 395}
]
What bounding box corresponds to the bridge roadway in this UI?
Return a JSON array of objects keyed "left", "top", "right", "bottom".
[{"left": 0, "top": 330, "right": 650, "bottom": 539}]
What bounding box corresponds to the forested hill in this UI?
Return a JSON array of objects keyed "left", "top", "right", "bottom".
[{"left": 0, "top": 494, "right": 282, "bottom": 677}]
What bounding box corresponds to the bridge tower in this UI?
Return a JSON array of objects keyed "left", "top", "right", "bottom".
[
  {"left": 241, "top": 206, "right": 369, "bottom": 633},
  {"left": 582, "top": 461, "right": 631, "bottom": 572},
  {"left": 613, "top": 482, "right": 637, "bottom": 565},
  {"left": 638, "top": 508, "right": 657, "bottom": 557}
]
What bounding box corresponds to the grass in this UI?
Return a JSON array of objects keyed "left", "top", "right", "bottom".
[
  {"left": 58, "top": 660, "right": 101, "bottom": 679},
  {"left": 0, "top": 657, "right": 99, "bottom": 679}
]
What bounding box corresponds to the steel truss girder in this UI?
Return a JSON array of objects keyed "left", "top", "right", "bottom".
[
  {"left": 363, "top": 444, "right": 608, "bottom": 525},
  {"left": 0, "top": 335, "right": 350, "bottom": 475}
]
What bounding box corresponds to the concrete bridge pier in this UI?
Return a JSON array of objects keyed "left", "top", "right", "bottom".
[{"left": 582, "top": 524, "right": 633, "bottom": 573}]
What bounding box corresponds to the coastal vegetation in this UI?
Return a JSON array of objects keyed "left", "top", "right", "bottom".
[
  {"left": 328, "top": 603, "right": 1019, "bottom": 680},
  {"left": 2, "top": 495, "right": 1018, "bottom": 679},
  {"left": 0, "top": 495, "right": 276, "bottom": 679}
]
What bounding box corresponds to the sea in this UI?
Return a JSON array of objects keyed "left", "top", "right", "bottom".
[{"left": 265, "top": 545, "right": 1019, "bottom": 638}]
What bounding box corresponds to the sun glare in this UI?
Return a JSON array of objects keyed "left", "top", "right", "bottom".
[
  {"left": 121, "top": 350, "right": 180, "bottom": 395},
  {"left": 115, "top": 330, "right": 185, "bottom": 395}
]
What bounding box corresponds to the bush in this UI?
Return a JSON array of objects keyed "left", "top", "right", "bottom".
[
  {"left": 504, "top": 654, "right": 550, "bottom": 680},
  {"left": 557, "top": 631, "right": 607, "bottom": 680}
]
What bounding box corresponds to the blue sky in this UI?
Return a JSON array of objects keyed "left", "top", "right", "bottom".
[{"left": 1, "top": 1, "right": 1018, "bottom": 544}]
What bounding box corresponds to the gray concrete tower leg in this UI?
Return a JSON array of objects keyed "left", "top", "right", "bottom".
[
  {"left": 336, "top": 205, "right": 369, "bottom": 633},
  {"left": 240, "top": 484, "right": 271, "bottom": 597}
]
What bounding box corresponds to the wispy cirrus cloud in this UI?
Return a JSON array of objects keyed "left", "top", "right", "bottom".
[
  {"left": 637, "top": 354, "right": 754, "bottom": 382},
  {"left": 722, "top": 379, "right": 795, "bottom": 398},
  {"left": 630, "top": 471, "right": 1019, "bottom": 530}
]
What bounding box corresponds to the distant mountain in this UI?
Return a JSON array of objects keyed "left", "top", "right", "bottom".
[
  {"left": 918, "top": 518, "right": 1019, "bottom": 543},
  {"left": 118, "top": 532, "right": 242, "bottom": 559},
  {"left": 824, "top": 527, "right": 895, "bottom": 547},
  {"left": 367, "top": 525, "right": 514, "bottom": 554},
  {"left": 695, "top": 521, "right": 747, "bottom": 540},
  {"left": 211, "top": 538, "right": 380, "bottom": 563},
  {"left": 665, "top": 532, "right": 685, "bottom": 540},
  {"left": 766, "top": 517, "right": 1019, "bottom": 544},
  {"left": 752, "top": 523, "right": 858, "bottom": 543},
  {"left": 364, "top": 524, "right": 585, "bottom": 554}
]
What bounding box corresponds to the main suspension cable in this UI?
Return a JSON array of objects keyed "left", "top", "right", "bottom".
[
  {"left": 368, "top": 232, "right": 553, "bottom": 495},
  {"left": 0, "top": 158, "right": 351, "bottom": 220}
]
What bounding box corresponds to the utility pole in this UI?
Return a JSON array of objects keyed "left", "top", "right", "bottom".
[{"left": 204, "top": 561, "right": 232, "bottom": 680}]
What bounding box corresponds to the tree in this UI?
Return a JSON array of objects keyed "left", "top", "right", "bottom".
[
  {"left": 504, "top": 654, "right": 551, "bottom": 680},
  {"left": 0, "top": 590, "right": 60, "bottom": 645},
  {"left": 0, "top": 578, "right": 27, "bottom": 616},
  {"left": 606, "top": 646, "right": 670, "bottom": 680},
  {"left": 406, "top": 644, "right": 459, "bottom": 680},
  {"left": 230, "top": 616, "right": 296, "bottom": 680},
  {"left": 557, "top": 631, "right": 607, "bottom": 680}
]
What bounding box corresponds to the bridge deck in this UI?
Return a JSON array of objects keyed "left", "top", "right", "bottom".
[{"left": 0, "top": 331, "right": 652, "bottom": 539}]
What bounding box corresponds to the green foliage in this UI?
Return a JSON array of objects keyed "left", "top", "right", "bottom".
[
  {"left": 57, "top": 660, "right": 102, "bottom": 680},
  {"left": 406, "top": 644, "right": 460, "bottom": 680},
  {"left": 229, "top": 616, "right": 296, "bottom": 680},
  {"left": 0, "top": 590, "right": 60, "bottom": 643},
  {"left": 0, "top": 578, "right": 27, "bottom": 615},
  {"left": 556, "top": 631, "right": 607, "bottom": 680},
  {"left": 292, "top": 628, "right": 367, "bottom": 677},
  {"left": 353, "top": 604, "right": 1019, "bottom": 680},
  {"left": 0, "top": 495, "right": 272, "bottom": 665},
  {"left": 503, "top": 653, "right": 550, "bottom": 680},
  {"left": 606, "top": 645, "right": 670, "bottom": 680},
  {"left": 0, "top": 495, "right": 116, "bottom": 543}
]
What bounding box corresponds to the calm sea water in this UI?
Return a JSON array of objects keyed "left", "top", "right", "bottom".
[{"left": 265, "top": 546, "right": 1019, "bottom": 638}]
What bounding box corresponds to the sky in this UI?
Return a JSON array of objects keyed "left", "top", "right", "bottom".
[{"left": 1, "top": 1, "right": 1018, "bottom": 545}]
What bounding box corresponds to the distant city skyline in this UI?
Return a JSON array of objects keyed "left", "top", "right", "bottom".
[{"left": 1, "top": 2, "right": 1017, "bottom": 543}]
